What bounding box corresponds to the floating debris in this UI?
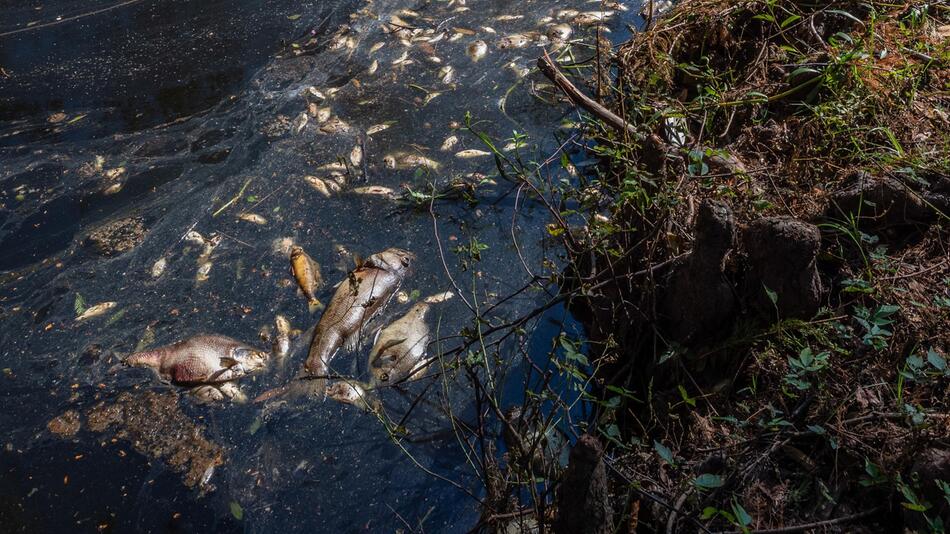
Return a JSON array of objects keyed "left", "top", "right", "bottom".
[
  {"left": 48, "top": 410, "right": 81, "bottom": 437},
  {"left": 292, "top": 112, "right": 309, "bottom": 135},
  {"left": 303, "top": 86, "right": 326, "bottom": 103},
  {"left": 366, "top": 123, "right": 392, "bottom": 135},
  {"left": 440, "top": 135, "right": 459, "bottom": 152},
  {"left": 196, "top": 260, "right": 213, "bottom": 282},
  {"left": 76, "top": 302, "right": 117, "bottom": 322},
  {"left": 350, "top": 145, "right": 363, "bottom": 167},
  {"left": 272, "top": 237, "right": 295, "bottom": 256},
  {"left": 438, "top": 65, "right": 455, "bottom": 84}
]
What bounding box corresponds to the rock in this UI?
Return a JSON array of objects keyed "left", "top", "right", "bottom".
[
  {"left": 828, "top": 171, "right": 932, "bottom": 228},
  {"left": 905, "top": 447, "right": 950, "bottom": 531},
  {"left": 554, "top": 434, "right": 611, "bottom": 534},
  {"left": 660, "top": 200, "right": 737, "bottom": 345},
  {"left": 742, "top": 217, "right": 823, "bottom": 319},
  {"left": 47, "top": 410, "right": 81, "bottom": 437},
  {"left": 86, "top": 217, "right": 147, "bottom": 256}
]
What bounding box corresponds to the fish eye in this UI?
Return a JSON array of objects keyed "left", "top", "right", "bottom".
[
  {"left": 400, "top": 256, "right": 411, "bottom": 267},
  {"left": 380, "top": 373, "right": 389, "bottom": 382}
]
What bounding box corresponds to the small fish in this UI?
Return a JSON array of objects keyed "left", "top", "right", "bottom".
[
  {"left": 76, "top": 302, "right": 117, "bottom": 322},
  {"left": 272, "top": 237, "right": 295, "bottom": 256},
  {"left": 440, "top": 135, "right": 459, "bottom": 152},
  {"left": 273, "top": 315, "right": 292, "bottom": 359},
  {"left": 314, "top": 107, "right": 332, "bottom": 123},
  {"left": 303, "top": 87, "right": 326, "bottom": 103},
  {"left": 102, "top": 182, "right": 123, "bottom": 195},
  {"left": 547, "top": 23, "right": 573, "bottom": 41},
  {"left": 191, "top": 382, "right": 248, "bottom": 404},
  {"left": 196, "top": 261, "right": 213, "bottom": 282},
  {"left": 184, "top": 230, "right": 206, "bottom": 246},
  {"left": 291, "top": 246, "right": 324, "bottom": 312},
  {"left": 292, "top": 112, "right": 309, "bottom": 135},
  {"left": 574, "top": 10, "right": 614, "bottom": 25},
  {"left": 366, "top": 123, "right": 391, "bottom": 135},
  {"left": 369, "top": 42, "right": 385, "bottom": 54},
  {"left": 498, "top": 34, "right": 530, "bottom": 49},
  {"left": 353, "top": 186, "right": 396, "bottom": 199},
  {"left": 466, "top": 40, "right": 488, "bottom": 61},
  {"left": 368, "top": 291, "right": 453, "bottom": 385},
  {"left": 384, "top": 153, "right": 441, "bottom": 171},
  {"left": 304, "top": 176, "right": 332, "bottom": 197},
  {"left": 151, "top": 257, "right": 168, "bottom": 278},
  {"left": 350, "top": 145, "right": 363, "bottom": 167},
  {"left": 455, "top": 149, "right": 491, "bottom": 159},
  {"left": 326, "top": 380, "right": 380, "bottom": 412},
  {"left": 238, "top": 213, "right": 267, "bottom": 225},
  {"left": 495, "top": 14, "right": 523, "bottom": 22},
  {"left": 319, "top": 117, "right": 349, "bottom": 135},
  {"left": 438, "top": 65, "right": 455, "bottom": 84},
  {"left": 366, "top": 59, "right": 379, "bottom": 75}
]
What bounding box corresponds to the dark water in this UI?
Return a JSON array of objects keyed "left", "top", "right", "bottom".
[{"left": 0, "top": 1, "right": 642, "bottom": 531}]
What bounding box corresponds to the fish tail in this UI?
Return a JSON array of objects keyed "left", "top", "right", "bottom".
[{"left": 307, "top": 299, "right": 324, "bottom": 314}]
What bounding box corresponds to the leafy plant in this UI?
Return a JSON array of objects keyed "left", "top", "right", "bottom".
[
  {"left": 853, "top": 304, "right": 899, "bottom": 349},
  {"left": 784, "top": 347, "right": 830, "bottom": 390}
]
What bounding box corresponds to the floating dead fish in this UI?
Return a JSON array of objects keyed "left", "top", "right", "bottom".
[
  {"left": 506, "top": 61, "right": 530, "bottom": 78},
  {"left": 574, "top": 11, "right": 614, "bottom": 25},
  {"left": 274, "top": 315, "right": 292, "bottom": 358},
  {"left": 317, "top": 161, "right": 348, "bottom": 173},
  {"left": 196, "top": 261, "right": 213, "bottom": 282},
  {"left": 191, "top": 382, "right": 247, "bottom": 404},
  {"left": 184, "top": 230, "right": 206, "bottom": 246},
  {"left": 313, "top": 107, "right": 332, "bottom": 123},
  {"left": 369, "top": 42, "right": 385, "bottom": 54},
  {"left": 392, "top": 50, "right": 413, "bottom": 66},
  {"left": 151, "top": 257, "right": 168, "bottom": 278},
  {"left": 438, "top": 65, "right": 455, "bottom": 84},
  {"left": 238, "top": 213, "right": 267, "bottom": 225},
  {"left": 292, "top": 112, "right": 309, "bottom": 135},
  {"left": 127, "top": 334, "right": 269, "bottom": 385},
  {"left": 396, "top": 290, "right": 410, "bottom": 304},
  {"left": 556, "top": 9, "right": 580, "bottom": 19},
  {"left": 291, "top": 245, "right": 324, "bottom": 312},
  {"left": 76, "top": 301, "right": 117, "bottom": 322},
  {"left": 350, "top": 145, "right": 363, "bottom": 167},
  {"left": 104, "top": 167, "right": 126, "bottom": 180},
  {"left": 547, "top": 23, "right": 573, "bottom": 41},
  {"left": 366, "top": 123, "right": 392, "bottom": 135},
  {"left": 482, "top": 26, "right": 496, "bottom": 34},
  {"left": 503, "top": 140, "right": 527, "bottom": 151},
  {"left": 303, "top": 87, "right": 326, "bottom": 103},
  {"left": 353, "top": 185, "right": 396, "bottom": 199},
  {"left": 456, "top": 149, "right": 491, "bottom": 159},
  {"left": 495, "top": 14, "right": 524, "bottom": 22},
  {"left": 498, "top": 34, "right": 530, "bottom": 49},
  {"left": 368, "top": 291, "right": 454, "bottom": 385},
  {"left": 366, "top": 59, "right": 379, "bottom": 75},
  {"left": 327, "top": 380, "right": 380, "bottom": 412},
  {"left": 320, "top": 117, "right": 350, "bottom": 135},
  {"left": 466, "top": 40, "right": 488, "bottom": 61},
  {"left": 102, "top": 182, "right": 124, "bottom": 195},
  {"left": 440, "top": 135, "right": 459, "bottom": 152},
  {"left": 383, "top": 153, "right": 441, "bottom": 171}
]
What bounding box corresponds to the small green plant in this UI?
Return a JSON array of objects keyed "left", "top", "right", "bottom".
[
  {"left": 783, "top": 347, "right": 830, "bottom": 390},
  {"left": 853, "top": 304, "right": 899, "bottom": 349}
]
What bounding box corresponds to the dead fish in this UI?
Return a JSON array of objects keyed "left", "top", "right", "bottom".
[
  {"left": 326, "top": 380, "right": 380, "bottom": 412},
  {"left": 366, "top": 59, "right": 379, "bottom": 75},
  {"left": 239, "top": 213, "right": 267, "bottom": 225},
  {"left": 196, "top": 260, "right": 213, "bottom": 282},
  {"left": 264, "top": 248, "right": 414, "bottom": 400},
  {"left": 466, "top": 40, "right": 488, "bottom": 61},
  {"left": 76, "top": 302, "right": 117, "bottom": 322},
  {"left": 440, "top": 135, "right": 459, "bottom": 152},
  {"left": 290, "top": 245, "right": 324, "bottom": 312},
  {"left": 303, "top": 87, "right": 326, "bottom": 103},
  {"left": 292, "top": 112, "right": 309, "bottom": 135},
  {"left": 495, "top": 14, "right": 524, "bottom": 22},
  {"left": 574, "top": 11, "right": 614, "bottom": 25},
  {"left": 350, "top": 145, "right": 363, "bottom": 167},
  {"left": 547, "top": 23, "right": 573, "bottom": 41},
  {"left": 320, "top": 117, "right": 349, "bottom": 135},
  {"left": 366, "top": 123, "right": 392, "bottom": 135},
  {"left": 304, "top": 175, "right": 332, "bottom": 197},
  {"left": 455, "top": 149, "right": 491, "bottom": 159},
  {"left": 506, "top": 61, "right": 530, "bottom": 78},
  {"left": 383, "top": 153, "right": 441, "bottom": 171},
  {"left": 126, "top": 334, "right": 269, "bottom": 385},
  {"left": 191, "top": 382, "right": 248, "bottom": 404},
  {"left": 151, "top": 257, "right": 168, "bottom": 278},
  {"left": 274, "top": 315, "right": 292, "bottom": 358},
  {"left": 438, "top": 65, "right": 455, "bottom": 84},
  {"left": 369, "top": 42, "right": 385, "bottom": 54},
  {"left": 353, "top": 185, "right": 396, "bottom": 199},
  {"left": 498, "top": 34, "right": 530, "bottom": 49},
  {"left": 368, "top": 291, "right": 453, "bottom": 385},
  {"left": 313, "top": 106, "right": 332, "bottom": 123}
]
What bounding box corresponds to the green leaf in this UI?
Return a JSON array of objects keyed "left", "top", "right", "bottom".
[
  {"left": 104, "top": 309, "right": 126, "bottom": 327},
  {"left": 247, "top": 417, "right": 262, "bottom": 435},
  {"left": 287, "top": 14, "right": 301, "bottom": 20},
  {"left": 678, "top": 385, "right": 696, "bottom": 407},
  {"left": 654, "top": 441, "right": 674, "bottom": 465},
  {"left": 74, "top": 293, "right": 87, "bottom": 316},
  {"left": 764, "top": 284, "right": 778, "bottom": 306},
  {"left": 927, "top": 349, "right": 946, "bottom": 372},
  {"left": 229, "top": 501, "right": 244, "bottom": 520},
  {"left": 780, "top": 14, "right": 802, "bottom": 28},
  {"left": 732, "top": 501, "right": 753, "bottom": 527},
  {"left": 694, "top": 473, "right": 724, "bottom": 489}
]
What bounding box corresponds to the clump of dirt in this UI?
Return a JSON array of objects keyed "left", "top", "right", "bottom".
[
  {"left": 86, "top": 217, "right": 147, "bottom": 256},
  {"left": 86, "top": 390, "right": 224, "bottom": 488},
  {"left": 47, "top": 410, "right": 81, "bottom": 437}
]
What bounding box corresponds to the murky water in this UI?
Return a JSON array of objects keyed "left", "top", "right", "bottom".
[{"left": 1, "top": 1, "right": 641, "bottom": 531}]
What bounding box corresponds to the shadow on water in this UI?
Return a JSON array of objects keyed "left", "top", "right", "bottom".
[{"left": 0, "top": 0, "right": 646, "bottom": 531}]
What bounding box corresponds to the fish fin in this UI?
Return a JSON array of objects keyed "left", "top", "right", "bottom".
[
  {"left": 353, "top": 253, "right": 364, "bottom": 269},
  {"left": 378, "top": 338, "right": 407, "bottom": 353},
  {"left": 219, "top": 357, "right": 239, "bottom": 368},
  {"left": 307, "top": 299, "right": 324, "bottom": 314}
]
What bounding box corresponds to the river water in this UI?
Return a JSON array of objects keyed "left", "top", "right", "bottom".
[{"left": 0, "top": 1, "right": 641, "bottom": 531}]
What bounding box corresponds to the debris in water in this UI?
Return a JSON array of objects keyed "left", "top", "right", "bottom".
[
  {"left": 466, "top": 40, "right": 488, "bottom": 61},
  {"left": 456, "top": 149, "right": 491, "bottom": 158},
  {"left": 76, "top": 302, "right": 117, "bottom": 322},
  {"left": 353, "top": 185, "right": 396, "bottom": 198},
  {"left": 238, "top": 213, "right": 268, "bottom": 225},
  {"left": 48, "top": 410, "right": 81, "bottom": 437},
  {"left": 151, "top": 257, "right": 168, "bottom": 278}
]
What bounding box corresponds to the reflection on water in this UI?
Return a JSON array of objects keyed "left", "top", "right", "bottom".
[{"left": 0, "top": 0, "right": 642, "bottom": 531}]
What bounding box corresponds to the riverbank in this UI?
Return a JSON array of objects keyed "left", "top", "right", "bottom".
[{"left": 550, "top": 1, "right": 949, "bottom": 531}]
